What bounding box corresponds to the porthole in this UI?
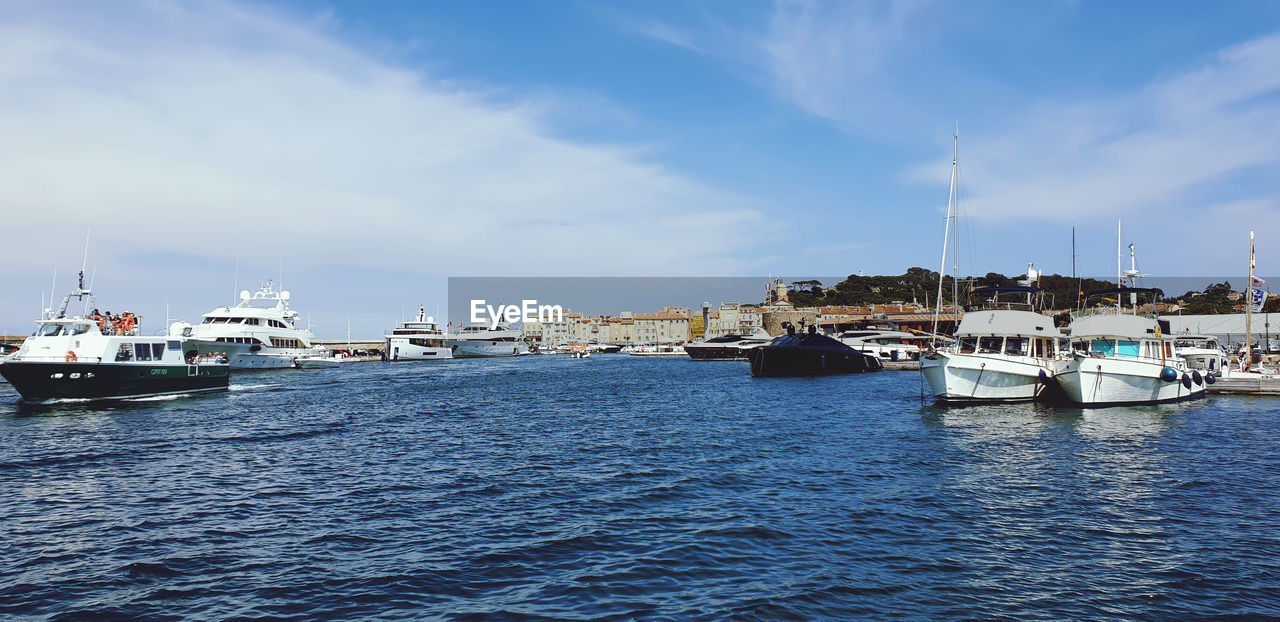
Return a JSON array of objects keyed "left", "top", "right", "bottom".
[
  {"left": 51, "top": 373, "right": 64, "bottom": 379},
  {"left": 70, "top": 373, "right": 81, "bottom": 379}
]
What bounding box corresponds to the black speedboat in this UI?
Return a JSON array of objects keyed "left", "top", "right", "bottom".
[{"left": 747, "top": 324, "right": 883, "bottom": 377}]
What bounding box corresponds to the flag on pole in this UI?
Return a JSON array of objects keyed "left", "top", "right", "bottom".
[
  {"left": 1251, "top": 286, "right": 1267, "bottom": 313},
  {"left": 1254, "top": 276, "right": 1267, "bottom": 285}
]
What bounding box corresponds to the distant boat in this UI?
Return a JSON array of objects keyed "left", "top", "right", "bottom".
[
  {"left": 445, "top": 324, "right": 530, "bottom": 357},
  {"left": 747, "top": 324, "right": 882, "bottom": 377},
  {"left": 384, "top": 306, "right": 452, "bottom": 361},
  {"left": 684, "top": 329, "right": 771, "bottom": 361}
]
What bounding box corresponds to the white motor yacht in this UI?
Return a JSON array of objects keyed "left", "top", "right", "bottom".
[
  {"left": 385, "top": 306, "right": 453, "bottom": 361},
  {"left": 445, "top": 324, "right": 529, "bottom": 357},
  {"left": 1173, "top": 333, "right": 1229, "bottom": 378},
  {"left": 1056, "top": 287, "right": 1206, "bottom": 405},
  {"left": 922, "top": 282, "right": 1066, "bottom": 402},
  {"left": 684, "top": 329, "right": 772, "bottom": 361},
  {"left": 836, "top": 320, "right": 925, "bottom": 363},
  {"left": 170, "top": 281, "right": 325, "bottom": 369}
]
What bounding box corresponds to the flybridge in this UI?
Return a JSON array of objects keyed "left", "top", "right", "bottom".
[{"left": 469, "top": 300, "right": 564, "bottom": 330}]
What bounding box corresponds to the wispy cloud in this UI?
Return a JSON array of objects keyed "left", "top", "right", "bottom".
[
  {"left": 0, "top": 0, "right": 769, "bottom": 281},
  {"left": 921, "top": 32, "right": 1280, "bottom": 224}
]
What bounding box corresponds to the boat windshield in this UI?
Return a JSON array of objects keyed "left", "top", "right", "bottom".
[{"left": 33, "top": 322, "right": 91, "bottom": 337}]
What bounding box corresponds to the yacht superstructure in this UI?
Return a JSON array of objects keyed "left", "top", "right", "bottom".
[{"left": 170, "top": 282, "right": 323, "bottom": 369}]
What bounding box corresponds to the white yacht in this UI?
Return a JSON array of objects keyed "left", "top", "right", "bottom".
[
  {"left": 1174, "top": 334, "right": 1229, "bottom": 378},
  {"left": 1056, "top": 287, "right": 1206, "bottom": 405},
  {"left": 684, "top": 329, "right": 772, "bottom": 361},
  {"left": 836, "top": 320, "right": 925, "bottom": 362},
  {"left": 1056, "top": 235, "right": 1207, "bottom": 406},
  {"left": 170, "top": 282, "right": 324, "bottom": 369},
  {"left": 922, "top": 282, "right": 1066, "bottom": 402},
  {"left": 444, "top": 325, "right": 529, "bottom": 357},
  {"left": 385, "top": 306, "right": 453, "bottom": 361}
]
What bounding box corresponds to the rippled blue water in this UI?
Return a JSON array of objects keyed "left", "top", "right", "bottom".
[{"left": 3, "top": 355, "right": 1280, "bottom": 620}]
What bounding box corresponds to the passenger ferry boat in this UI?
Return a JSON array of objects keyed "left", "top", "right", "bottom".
[
  {"left": 1, "top": 276, "right": 228, "bottom": 401},
  {"left": 922, "top": 283, "right": 1067, "bottom": 402},
  {"left": 169, "top": 282, "right": 324, "bottom": 369},
  {"left": 385, "top": 306, "right": 452, "bottom": 361},
  {"left": 444, "top": 324, "right": 529, "bottom": 357}
]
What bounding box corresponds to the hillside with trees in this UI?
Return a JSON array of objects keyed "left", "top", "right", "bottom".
[{"left": 787, "top": 269, "right": 1116, "bottom": 311}]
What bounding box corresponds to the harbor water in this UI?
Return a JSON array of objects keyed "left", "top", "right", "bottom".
[{"left": 3, "top": 356, "right": 1279, "bottom": 619}]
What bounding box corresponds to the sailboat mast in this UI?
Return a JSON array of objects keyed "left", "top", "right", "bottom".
[
  {"left": 950, "top": 133, "right": 959, "bottom": 321},
  {"left": 1247, "top": 230, "right": 1255, "bottom": 370},
  {"left": 931, "top": 135, "right": 958, "bottom": 345}
]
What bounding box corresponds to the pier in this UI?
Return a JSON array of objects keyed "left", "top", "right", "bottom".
[{"left": 1207, "top": 377, "right": 1280, "bottom": 395}]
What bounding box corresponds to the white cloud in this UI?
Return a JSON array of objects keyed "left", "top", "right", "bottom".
[{"left": 0, "top": 0, "right": 769, "bottom": 281}]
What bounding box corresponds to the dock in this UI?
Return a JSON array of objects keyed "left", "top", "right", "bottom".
[{"left": 1207, "top": 377, "right": 1280, "bottom": 395}]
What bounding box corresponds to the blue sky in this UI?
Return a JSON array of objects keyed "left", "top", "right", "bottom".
[{"left": 2, "top": 1, "right": 1280, "bottom": 336}]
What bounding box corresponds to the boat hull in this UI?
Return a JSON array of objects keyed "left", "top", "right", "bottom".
[
  {"left": 748, "top": 345, "right": 882, "bottom": 377},
  {"left": 921, "top": 352, "right": 1054, "bottom": 402},
  {"left": 0, "top": 361, "right": 229, "bottom": 401},
  {"left": 1056, "top": 356, "right": 1206, "bottom": 406},
  {"left": 685, "top": 345, "right": 747, "bottom": 360}
]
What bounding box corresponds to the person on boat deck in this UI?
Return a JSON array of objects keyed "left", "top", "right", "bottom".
[{"left": 91, "top": 309, "right": 104, "bottom": 331}]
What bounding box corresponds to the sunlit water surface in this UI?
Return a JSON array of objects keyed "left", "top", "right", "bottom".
[{"left": 2, "top": 356, "right": 1279, "bottom": 619}]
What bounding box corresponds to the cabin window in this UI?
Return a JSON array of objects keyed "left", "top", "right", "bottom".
[
  {"left": 152, "top": 343, "right": 166, "bottom": 359},
  {"left": 1090, "top": 340, "right": 1115, "bottom": 357},
  {"left": 1116, "top": 340, "right": 1140, "bottom": 358},
  {"left": 1210, "top": 359, "right": 1216, "bottom": 370},
  {"left": 168, "top": 341, "right": 181, "bottom": 350},
  {"left": 978, "top": 337, "right": 1003, "bottom": 353},
  {"left": 116, "top": 344, "right": 134, "bottom": 361},
  {"left": 1164, "top": 342, "right": 1173, "bottom": 358},
  {"left": 70, "top": 324, "right": 89, "bottom": 336},
  {"left": 1005, "top": 338, "right": 1028, "bottom": 356},
  {"left": 134, "top": 343, "right": 152, "bottom": 361},
  {"left": 246, "top": 318, "right": 260, "bottom": 325},
  {"left": 36, "top": 324, "right": 60, "bottom": 337}
]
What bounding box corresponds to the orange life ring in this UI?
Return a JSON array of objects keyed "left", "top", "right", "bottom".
[{"left": 65, "top": 351, "right": 77, "bottom": 362}]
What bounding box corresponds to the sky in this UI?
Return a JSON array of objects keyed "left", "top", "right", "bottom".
[{"left": 2, "top": 1, "right": 1280, "bottom": 336}]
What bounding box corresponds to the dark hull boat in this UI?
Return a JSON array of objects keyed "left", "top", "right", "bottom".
[
  {"left": 2, "top": 273, "right": 231, "bottom": 402},
  {"left": 1, "top": 361, "right": 228, "bottom": 401},
  {"left": 748, "top": 330, "right": 883, "bottom": 377}
]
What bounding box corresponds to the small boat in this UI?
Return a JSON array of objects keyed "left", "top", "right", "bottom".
[
  {"left": 747, "top": 324, "right": 882, "bottom": 377},
  {"left": 1, "top": 276, "right": 229, "bottom": 401},
  {"left": 294, "top": 355, "right": 341, "bottom": 369},
  {"left": 627, "top": 344, "right": 687, "bottom": 357}
]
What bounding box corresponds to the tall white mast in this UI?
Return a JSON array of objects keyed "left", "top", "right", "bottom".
[
  {"left": 1246, "top": 230, "right": 1255, "bottom": 370},
  {"left": 931, "top": 132, "right": 959, "bottom": 345},
  {"left": 1116, "top": 220, "right": 1123, "bottom": 313},
  {"left": 951, "top": 133, "right": 959, "bottom": 319}
]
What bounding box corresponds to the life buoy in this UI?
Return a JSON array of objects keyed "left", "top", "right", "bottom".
[{"left": 65, "top": 351, "right": 77, "bottom": 362}]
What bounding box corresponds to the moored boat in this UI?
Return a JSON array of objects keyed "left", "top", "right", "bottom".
[
  {"left": 684, "top": 329, "right": 771, "bottom": 361},
  {"left": 385, "top": 306, "right": 453, "bottom": 361},
  {"left": 747, "top": 324, "right": 882, "bottom": 377},
  {"left": 922, "top": 277, "right": 1067, "bottom": 402}
]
